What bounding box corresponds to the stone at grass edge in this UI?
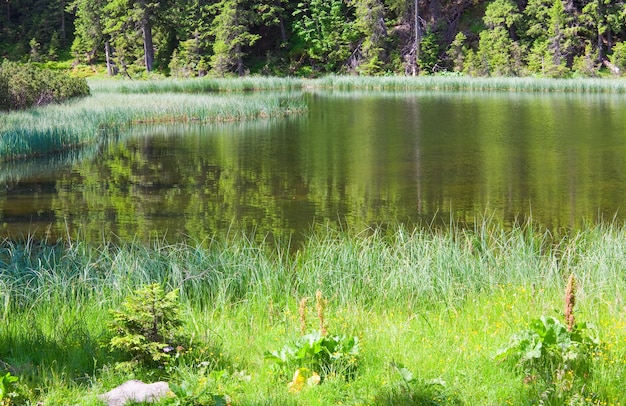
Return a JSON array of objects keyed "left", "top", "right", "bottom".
[{"left": 98, "top": 380, "right": 170, "bottom": 406}]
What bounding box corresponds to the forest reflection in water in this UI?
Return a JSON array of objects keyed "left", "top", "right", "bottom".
[{"left": 1, "top": 90, "right": 626, "bottom": 245}]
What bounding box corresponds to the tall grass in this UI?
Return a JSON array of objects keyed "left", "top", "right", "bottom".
[
  {"left": 3, "top": 223, "right": 626, "bottom": 403},
  {"left": 89, "top": 75, "right": 626, "bottom": 95},
  {"left": 0, "top": 92, "right": 306, "bottom": 161},
  {"left": 89, "top": 76, "right": 307, "bottom": 94},
  {"left": 315, "top": 75, "right": 626, "bottom": 93},
  {"left": 2, "top": 222, "right": 625, "bottom": 312}
]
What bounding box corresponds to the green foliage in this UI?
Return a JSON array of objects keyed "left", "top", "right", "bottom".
[
  {"left": 209, "top": 0, "right": 261, "bottom": 76},
  {"left": 418, "top": 31, "right": 441, "bottom": 73},
  {"left": 168, "top": 367, "right": 233, "bottom": 406},
  {"left": 610, "top": 41, "right": 626, "bottom": 74},
  {"left": 266, "top": 330, "right": 360, "bottom": 382},
  {"left": 373, "top": 362, "right": 462, "bottom": 405},
  {"left": 292, "top": 0, "right": 356, "bottom": 73},
  {"left": 169, "top": 38, "right": 208, "bottom": 78},
  {"left": 0, "top": 372, "right": 18, "bottom": 405},
  {"left": 497, "top": 316, "right": 601, "bottom": 402},
  {"left": 446, "top": 32, "right": 467, "bottom": 72},
  {"left": 351, "top": 0, "right": 387, "bottom": 75},
  {"left": 0, "top": 61, "right": 89, "bottom": 110},
  {"left": 108, "top": 283, "right": 185, "bottom": 367},
  {"left": 266, "top": 293, "right": 359, "bottom": 383},
  {"left": 68, "top": 0, "right": 106, "bottom": 63}
]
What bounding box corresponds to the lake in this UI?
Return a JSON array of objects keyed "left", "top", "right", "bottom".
[{"left": 2, "top": 90, "right": 626, "bottom": 244}]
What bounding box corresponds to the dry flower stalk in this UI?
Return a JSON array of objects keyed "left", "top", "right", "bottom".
[
  {"left": 316, "top": 290, "right": 327, "bottom": 336},
  {"left": 298, "top": 297, "right": 308, "bottom": 335},
  {"left": 564, "top": 274, "right": 577, "bottom": 331}
]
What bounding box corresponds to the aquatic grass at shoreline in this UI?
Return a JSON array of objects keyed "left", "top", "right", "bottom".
[
  {"left": 89, "top": 75, "right": 626, "bottom": 95},
  {"left": 89, "top": 76, "right": 306, "bottom": 94},
  {"left": 315, "top": 75, "right": 626, "bottom": 93},
  {"left": 0, "top": 92, "right": 306, "bottom": 162}
]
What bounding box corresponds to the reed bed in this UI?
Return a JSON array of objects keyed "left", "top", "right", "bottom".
[
  {"left": 315, "top": 75, "right": 626, "bottom": 93},
  {"left": 88, "top": 76, "right": 307, "bottom": 94},
  {"left": 0, "top": 92, "right": 306, "bottom": 161},
  {"left": 4, "top": 75, "right": 626, "bottom": 162}
]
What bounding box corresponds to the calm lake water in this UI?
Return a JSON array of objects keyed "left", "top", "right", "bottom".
[{"left": 2, "top": 90, "right": 626, "bottom": 244}]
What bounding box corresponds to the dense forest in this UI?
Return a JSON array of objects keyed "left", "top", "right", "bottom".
[{"left": 1, "top": 0, "right": 626, "bottom": 77}]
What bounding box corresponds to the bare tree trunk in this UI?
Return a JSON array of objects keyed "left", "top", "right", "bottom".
[
  {"left": 236, "top": 43, "right": 244, "bottom": 76},
  {"left": 142, "top": 18, "right": 154, "bottom": 72},
  {"left": 412, "top": 0, "right": 421, "bottom": 75},
  {"left": 60, "top": 0, "right": 66, "bottom": 44},
  {"left": 6, "top": 0, "right": 10, "bottom": 24},
  {"left": 105, "top": 40, "right": 118, "bottom": 76}
]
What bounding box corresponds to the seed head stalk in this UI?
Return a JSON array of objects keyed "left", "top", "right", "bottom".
[{"left": 565, "top": 274, "right": 577, "bottom": 331}]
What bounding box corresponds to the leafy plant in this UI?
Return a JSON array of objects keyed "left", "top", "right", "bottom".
[
  {"left": 265, "top": 291, "right": 359, "bottom": 386},
  {"left": 496, "top": 275, "right": 602, "bottom": 402},
  {"left": 107, "top": 283, "right": 185, "bottom": 367},
  {"left": 168, "top": 366, "right": 234, "bottom": 406},
  {"left": 0, "top": 372, "right": 18, "bottom": 405},
  {"left": 373, "top": 362, "right": 461, "bottom": 405},
  {"left": 266, "top": 330, "right": 359, "bottom": 382}
]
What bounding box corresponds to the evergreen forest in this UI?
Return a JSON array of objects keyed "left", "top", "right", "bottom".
[{"left": 2, "top": 0, "right": 626, "bottom": 77}]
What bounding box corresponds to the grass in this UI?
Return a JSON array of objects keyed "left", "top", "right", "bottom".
[
  {"left": 3, "top": 75, "right": 626, "bottom": 162},
  {"left": 0, "top": 90, "right": 306, "bottom": 162},
  {"left": 314, "top": 75, "right": 626, "bottom": 93},
  {"left": 2, "top": 222, "right": 626, "bottom": 404}
]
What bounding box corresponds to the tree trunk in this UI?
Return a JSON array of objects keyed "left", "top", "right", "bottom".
[
  {"left": 142, "top": 18, "right": 155, "bottom": 72},
  {"left": 413, "top": 0, "right": 421, "bottom": 75},
  {"left": 105, "top": 40, "right": 118, "bottom": 76},
  {"left": 6, "top": 0, "right": 9, "bottom": 24},
  {"left": 60, "top": 0, "right": 66, "bottom": 44}
]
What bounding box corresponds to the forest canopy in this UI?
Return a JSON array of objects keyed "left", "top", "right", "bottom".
[{"left": 1, "top": 0, "right": 626, "bottom": 78}]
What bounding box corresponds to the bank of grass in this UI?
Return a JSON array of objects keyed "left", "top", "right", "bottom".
[
  {"left": 2, "top": 223, "right": 626, "bottom": 404},
  {"left": 315, "top": 75, "right": 626, "bottom": 93},
  {"left": 89, "top": 75, "right": 626, "bottom": 94},
  {"left": 0, "top": 91, "right": 306, "bottom": 161}
]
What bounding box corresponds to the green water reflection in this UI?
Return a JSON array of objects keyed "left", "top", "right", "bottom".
[{"left": 1, "top": 91, "right": 626, "bottom": 243}]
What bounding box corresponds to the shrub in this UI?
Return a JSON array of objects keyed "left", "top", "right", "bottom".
[
  {"left": 0, "top": 60, "right": 89, "bottom": 110},
  {"left": 107, "top": 283, "right": 185, "bottom": 368}
]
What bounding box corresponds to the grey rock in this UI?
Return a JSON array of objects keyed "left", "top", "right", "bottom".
[{"left": 99, "top": 380, "right": 170, "bottom": 406}]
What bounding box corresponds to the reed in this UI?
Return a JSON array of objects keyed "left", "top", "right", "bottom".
[
  {"left": 315, "top": 75, "right": 626, "bottom": 93},
  {"left": 89, "top": 76, "right": 307, "bottom": 94},
  {"left": 0, "top": 91, "right": 306, "bottom": 162}
]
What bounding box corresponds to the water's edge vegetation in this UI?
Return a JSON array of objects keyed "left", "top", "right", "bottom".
[
  {"left": 2, "top": 223, "right": 626, "bottom": 404},
  {"left": 3, "top": 76, "right": 626, "bottom": 162}
]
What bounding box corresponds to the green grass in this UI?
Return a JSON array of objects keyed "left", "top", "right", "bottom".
[
  {"left": 315, "top": 75, "right": 626, "bottom": 93},
  {"left": 2, "top": 223, "right": 626, "bottom": 404},
  {"left": 3, "top": 75, "right": 626, "bottom": 162},
  {"left": 0, "top": 90, "right": 306, "bottom": 162}
]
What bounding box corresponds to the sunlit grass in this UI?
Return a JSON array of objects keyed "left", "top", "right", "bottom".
[
  {"left": 316, "top": 75, "right": 626, "bottom": 93},
  {"left": 0, "top": 91, "right": 306, "bottom": 162},
  {"left": 89, "top": 76, "right": 307, "bottom": 94},
  {"left": 3, "top": 223, "right": 626, "bottom": 404}
]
